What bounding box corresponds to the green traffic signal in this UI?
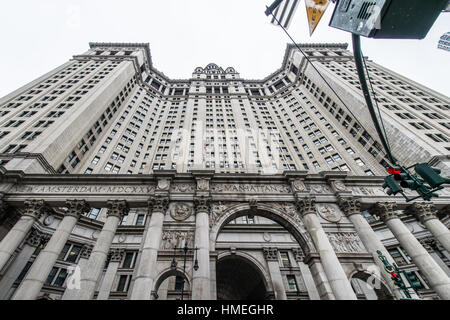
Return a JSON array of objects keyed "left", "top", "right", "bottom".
[
  {"left": 404, "top": 271, "right": 422, "bottom": 292},
  {"left": 415, "top": 163, "right": 450, "bottom": 189},
  {"left": 382, "top": 175, "right": 403, "bottom": 195}
]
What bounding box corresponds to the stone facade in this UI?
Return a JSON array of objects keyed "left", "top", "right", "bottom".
[{"left": 0, "top": 42, "right": 449, "bottom": 300}]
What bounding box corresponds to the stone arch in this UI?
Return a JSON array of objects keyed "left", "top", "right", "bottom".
[
  {"left": 152, "top": 266, "right": 191, "bottom": 300},
  {"left": 349, "top": 270, "right": 394, "bottom": 300},
  {"left": 217, "top": 251, "right": 272, "bottom": 292},
  {"left": 210, "top": 202, "right": 313, "bottom": 254}
]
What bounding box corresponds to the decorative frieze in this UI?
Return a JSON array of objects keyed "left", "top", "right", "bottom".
[
  {"left": 263, "top": 247, "right": 278, "bottom": 261},
  {"left": 372, "top": 202, "right": 398, "bottom": 222},
  {"left": 295, "top": 197, "right": 316, "bottom": 217},
  {"left": 331, "top": 180, "right": 347, "bottom": 192},
  {"left": 171, "top": 183, "right": 195, "bottom": 193},
  {"left": 106, "top": 200, "right": 129, "bottom": 218},
  {"left": 272, "top": 202, "right": 302, "bottom": 226},
  {"left": 161, "top": 230, "right": 194, "bottom": 249},
  {"left": 156, "top": 179, "right": 171, "bottom": 191},
  {"left": 170, "top": 203, "right": 192, "bottom": 221},
  {"left": 291, "top": 179, "right": 307, "bottom": 192},
  {"left": 337, "top": 196, "right": 361, "bottom": 217},
  {"left": 327, "top": 232, "right": 365, "bottom": 253},
  {"left": 406, "top": 202, "right": 437, "bottom": 224},
  {"left": 65, "top": 200, "right": 90, "bottom": 219},
  {"left": 196, "top": 178, "right": 210, "bottom": 191},
  {"left": 23, "top": 200, "right": 47, "bottom": 219}
]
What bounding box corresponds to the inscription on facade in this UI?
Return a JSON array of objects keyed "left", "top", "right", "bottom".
[
  {"left": 212, "top": 184, "right": 291, "bottom": 194},
  {"left": 9, "top": 185, "right": 154, "bottom": 194}
]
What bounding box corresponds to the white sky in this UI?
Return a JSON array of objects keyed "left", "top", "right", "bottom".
[{"left": 0, "top": 0, "right": 449, "bottom": 98}]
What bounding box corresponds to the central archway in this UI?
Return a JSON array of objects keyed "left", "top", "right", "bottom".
[{"left": 216, "top": 255, "right": 268, "bottom": 300}]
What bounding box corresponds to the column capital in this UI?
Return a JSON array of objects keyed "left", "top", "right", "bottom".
[
  {"left": 405, "top": 202, "right": 437, "bottom": 224},
  {"left": 263, "top": 247, "right": 279, "bottom": 261},
  {"left": 295, "top": 197, "right": 316, "bottom": 218},
  {"left": 106, "top": 200, "right": 129, "bottom": 218},
  {"left": 337, "top": 196, "right": 361, "bottom": 217},
  {"left": 194, "top": 196, "right": 211, "bottom": 214},
  {"left": 80, "top": 244, "right": 94, "bottom": 259},
  {"left": 109, "top": 248, "right": 124, "bottom": 263},
  {"left": 23, "top": 199, "right": 47, "bottom": 219},
  {"left": 148, "top": 195, "right": 169, "bottom": 214},
  {"left": 65, "top": 200, "right": 90, "bottom": 219},
  {"left": 372, "top": 202, "right": 398, "bottom": 222}
]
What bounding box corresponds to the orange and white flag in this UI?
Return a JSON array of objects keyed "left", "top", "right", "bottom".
[{"left": 305, "top": 0, "right": 330, "bottom": 36}]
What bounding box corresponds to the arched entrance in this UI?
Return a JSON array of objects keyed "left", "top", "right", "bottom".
[
  {"left": 153, "top": 268, "right": 191, "bottom": 300},
  {"left": 350, "top": 271, "right": 394, "bottom": 300},
  {"left": 216, "top": 255, "right": 268, "bottom": 300}
]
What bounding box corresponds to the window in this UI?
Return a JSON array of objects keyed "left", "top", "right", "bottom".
[
  {"left": 58, "top": 243, "right": 83, "bottom": 263},
  {"left": 286, "top": 275, "right": 298, "bottom": 291},
  {"left": 122, "top": 251, "right": 137, "bottom": 269},
  {"left": 85, "top": 208, "right": 100, "bottom": 220},
  {"left": 175, "top": 276, "right": 185, "bottom": 290},
  {"left": 91, "top": 156, "right": 100, "bottom": 165},
  {"left": 355, "top": 158, "right": 365, "bottom": 166},
  {"left": 280, "top": 252, "right": 291, "bottom": 267},
  {"left": 388, "top": 248, "right": 408, "bottom": 265},
  {"left": 135, "top": 214, "right": 145, "bottom": 226},
  {"left": 45, "top": 267, "right": 68, "bottom": 287},
  {"left": 116, "top": 274, "right": 132, "bottom": 292}
]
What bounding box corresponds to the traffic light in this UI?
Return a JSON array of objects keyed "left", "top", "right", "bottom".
[
  {"left": 382, "top": 175, "right": 403, "bottom": 195},
  {"left": 392, "top": 167, "right": 422, "bottom": 190},
  {"left": 414, "top": 163, "right": 450, "bottom": 189},
  {"left": 404, "top": 271, "right": 423, "bottom": 292}
]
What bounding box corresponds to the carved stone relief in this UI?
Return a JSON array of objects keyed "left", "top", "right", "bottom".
[
  {"left": 161, "top": 230, "right": 194, "bottom": 249},
  {"left": 171, "top": 184, "right": 195, "bottom": 193},
  {"left": 310, "top": 185, "right": 332, "bottom": 194},
  {"left": 317, "top": 204, "right": 341, "bottom": 223},
  {"left": 327, "top": 232, "right": 365, "bottom": 253},
  {"left": 209, "top": 201, "right": 235, "bottom": 228},
  {"left": 170, "top": 203, "right": 192, "bottom": 221}
]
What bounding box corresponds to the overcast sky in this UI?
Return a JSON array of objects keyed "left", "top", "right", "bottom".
[{"left": 0, "top": 0, "right": 449, "bottom": 98}]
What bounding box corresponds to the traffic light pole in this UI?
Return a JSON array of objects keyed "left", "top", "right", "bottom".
[{"left": 352, "top": 34, "right": 396, "bottom": 165}]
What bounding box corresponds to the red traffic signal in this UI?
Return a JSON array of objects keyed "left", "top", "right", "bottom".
[
  {"left": 388, "top": 166, "right": 402, "bottom": 175},
  {"left": 390, "top": 272, "right": 398, "bottom": 278}
]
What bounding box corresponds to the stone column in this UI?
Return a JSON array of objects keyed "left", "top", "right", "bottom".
[
  {"left": 407, "top": 203, "right": 450, "bottom": 254},
  {"left": 76, "top": 200, "right": 129, "bottom": 300},
  {"left": 0, "top": 200, "right": 46, "bottom": 272},
  {"left": 61, "top": 244, "right": 93, "bottom": 300},
  {"left": 338, "top": 196, "right": 403, "bottom": 299},
  {"left": 292, "top": 248, "right": 320, "bottom": 300},
  {"left": 12, "top": 200, "right": 89, "bottom": 300},
  {"left": 130, "top": 196, "right": 169, "bottom": 300},
  {"left": 191, "top": 196, "right": 211, "bottom": 300},
  {"left": 296, "top": 197, "right": 357, "bottom": 300},
  {"left": 97, "top": 249, "right": 124, "bottom": 300},
  {"left": 374, "top": 202, "right": 450, "bottom": 300},
  {"left": 263, "top": 247, "right": 287, "bottom": 300},
  {"left": 0, "top": 229, "right": 47, "bottom": 299}
]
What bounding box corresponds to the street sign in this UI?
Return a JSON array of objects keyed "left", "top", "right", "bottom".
[{"left": 305, "top": 0, "right": 330, "bottom": 36}]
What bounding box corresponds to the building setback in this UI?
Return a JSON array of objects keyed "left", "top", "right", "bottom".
[{"left": 0, "top": 43, "right": 449, "bottom": 300}]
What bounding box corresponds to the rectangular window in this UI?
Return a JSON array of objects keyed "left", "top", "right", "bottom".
[
  {"left": 287, "top": 275, "right": 298, "bottom": 291},
  {"left": 280, "top": 252, "right": 291, "bottom": 267}
]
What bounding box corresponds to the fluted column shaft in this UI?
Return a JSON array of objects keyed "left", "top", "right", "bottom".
[
  {"left": 76, "top": 201, "right": 128, "bottom": 300},
  {"left": 376, "top": 203, "right": 450, "bottom": 300},
  {"left": 0, "top": 200, "right": 45, "bottom": 272},
  {"left": 297, "top": 198, "right": 357, "bottom": 300},
  {"left": 338, "top": 197, "right": 403, "bottom": 299},
  {"left": 130, "top": 197, "right": 168, "bottom": 300},
  {"left": 12, "top": 200, "right": 89, "bottom": 300},
  {"left": 192, "top": 197, "right": 211, "bottom": 300}
]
